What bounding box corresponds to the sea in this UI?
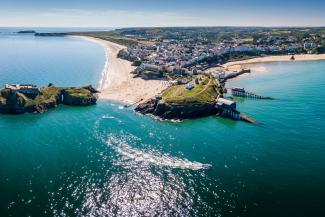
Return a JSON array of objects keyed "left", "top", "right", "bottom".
[{"left": 0, "top": 28, "right": 325, "bottom": 217}]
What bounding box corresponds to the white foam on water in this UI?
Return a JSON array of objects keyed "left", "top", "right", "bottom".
[
  {"left": 97, "top": 46, "right": 110, "bottom": 91},
  {"left": 101, "top": 115, "right": 115, "bottom": 119},
  {"left": 107, "top": 136, "right": 211, "bottom": 170}
]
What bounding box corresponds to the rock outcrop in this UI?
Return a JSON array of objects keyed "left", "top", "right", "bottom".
[
  {"left": 135, "top": 98, "right": 218, "bottom": 120},
  {"left": 0, "top": 89, "right": 35, "bottom": 114},
  {"left": 17, "top": 30, "right": 37, "bottom": 34},
  {"left": 0, "top": 85, "right": 98, "bottom": 115},
  {"left": 61, "top": 87, "right": 97, "bottom": 106},
  {"left": 34, "top": 33, "right": 67, "bottom": 37}
]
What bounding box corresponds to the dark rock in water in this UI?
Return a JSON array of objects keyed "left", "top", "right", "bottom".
[
  {"left": 34, "top": 33, "right": 67, "bottom": 37},
  {"left": 135, "top": 98, "right": 218, "bottom": 120},
  {"left": 135, "top": 98, "right": 158, "bottom": 114},
  {"left": 17, "top": 30, "right": 37, "bottom": 34}
]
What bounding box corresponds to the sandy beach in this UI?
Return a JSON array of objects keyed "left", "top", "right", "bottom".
[
  {"left": 78, "top": 36, "right": 169, "bottom": 105},
  {"left": 222, "top": 54, "right": 325, "bottom": 72},
  {"left": 78, "top": 36, "right": 325, "bottom": 101}
]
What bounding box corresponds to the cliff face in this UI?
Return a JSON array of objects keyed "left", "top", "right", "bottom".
[
  {"left": 0, "top": 89, "right": 35, "bottom": 114},
  {"left": 61, "top": 88, "right": 97, "bottom": 106},
  {"left": 0, "top": 85, "right": 98, "bottom": 115},
  {"left": 135, "top": 98, "right": 218, "bottom": 120}
]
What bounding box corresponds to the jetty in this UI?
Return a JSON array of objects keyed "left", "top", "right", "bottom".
[
  {"left": 240, "top": 113, "right": 257, "bottom": 124},
  {"left": 230, "top": 87, "right": 273, "bottom": 99}
]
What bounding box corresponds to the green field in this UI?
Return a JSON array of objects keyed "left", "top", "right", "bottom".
[
  {"left": 35, "top": 86, "right": 61, "bottom": 105},
  {"left": 71, "top": 31, "right": 142, "bottom": 47},
  {"left": 162, "top": 77, "right": 221, "bottom": 104}
]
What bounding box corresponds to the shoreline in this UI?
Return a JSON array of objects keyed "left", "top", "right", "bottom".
[
  {"left": 222, "top": 54, "right": 325, "bottom": 72},
  {"left": 75, "top": 36, "right": 325, "bottom": 104},
  {"left": 77, "top": 36, "right": 170, "bottom": 105}
]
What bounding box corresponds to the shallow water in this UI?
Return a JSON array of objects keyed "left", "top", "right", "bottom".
[{"left": 0, "top": 34, "right": 325, "bottom": 216}]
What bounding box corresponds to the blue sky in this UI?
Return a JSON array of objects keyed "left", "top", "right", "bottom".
[{"left": 0, "top": 0, "right": 324, "bottom": 27}]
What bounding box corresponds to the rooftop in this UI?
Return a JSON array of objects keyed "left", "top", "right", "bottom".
[
  {"left": 5, "top": 84, "right": 37, "bottom": 90},
  {"left": 217, "top": 98, "right": 236, "bottom": 106}
]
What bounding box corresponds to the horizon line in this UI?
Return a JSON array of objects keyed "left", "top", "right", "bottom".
[{"left": 1, "top": 25, "right": 325, "bottom": 29}]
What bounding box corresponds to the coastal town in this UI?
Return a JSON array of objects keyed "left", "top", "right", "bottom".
[
  {"left": 110, "top": 27, "right": 325, "bottom": 80},
  {"left": 84, "top": 27, "right": 324, "bottom": 121}
]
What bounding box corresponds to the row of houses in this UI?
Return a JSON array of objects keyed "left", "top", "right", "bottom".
[{"left": 120, "top": 34, "right": 318, "bottom": 79}]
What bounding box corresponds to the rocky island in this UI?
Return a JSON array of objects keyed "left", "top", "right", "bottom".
[
  {"left": 17, "top": 30, "right": 37, "bottom": 34},
  {"left": 135, "top": 75, "right": 222, "bottom": 120},
  {"left": 35, "top": 33, "right": 67, "bottom": 37},
  {"left": 0, "top": 84, "right": 98, "bottom": 114}
]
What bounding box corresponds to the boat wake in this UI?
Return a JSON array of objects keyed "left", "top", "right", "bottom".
[{"left": 107, "top": 135, "right": 211, "bottom": 170}]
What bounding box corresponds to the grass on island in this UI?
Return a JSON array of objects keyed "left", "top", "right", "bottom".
[
  {"left": 0, "top": 88, "right": 34, "bottom": 108},
  {"left": 162, "top": 76, "right": 221, "bottom": 104},
  {"left": 63, "top": 87, "right": 92, "bottom": 97},
  {"left": 35, "top": 86, "right": 61, "bottom": 104},
  {"left": 16, "top": 92, "right": 34, "bottom": 107}
]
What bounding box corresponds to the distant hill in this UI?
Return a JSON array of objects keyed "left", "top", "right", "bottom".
[{"left": 17, "top": 30, "right": 37, "bottom": 34}]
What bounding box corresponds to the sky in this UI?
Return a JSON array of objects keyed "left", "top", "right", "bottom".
[{"left": 0, "top": 0, "right": 324, "bottom": 27}]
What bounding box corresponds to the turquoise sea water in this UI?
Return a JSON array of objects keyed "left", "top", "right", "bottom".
[{"left": 1, "top": 34, "right": 325, "bottom": 217}]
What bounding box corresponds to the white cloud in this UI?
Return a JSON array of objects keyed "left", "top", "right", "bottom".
[
  {"left": 0, "top": 8, "right": 217, "bottom": 27},
  {"left": 0, "top": 8, "right": 323, "bottom": 27}
]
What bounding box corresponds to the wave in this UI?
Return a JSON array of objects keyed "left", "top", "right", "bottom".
[
  {"left": 101, "top": 115, "right": 115, "bottom": 119},
  {"left": 107, "top": 135, "right": 211, "bottom": 170},
  {"left": 98, "top": 47, "right": 110, "bottom": 91}
]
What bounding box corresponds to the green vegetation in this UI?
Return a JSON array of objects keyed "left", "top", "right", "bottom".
[
  {"left": 0, "top": 88, "right": 34, "bottom": 112},
  {"left": 109, "top": 27, "right": 325, "bottom": 47},
  {"left": 35, "top": 86, "right": 61, "bottom": 105},
  {"left": 17, "top": 92, "right": 34, "bottom": 108},
  {"left": 70, "top": 31, "right": 140, "bottom": 46},
  {"left": 162, "top": 76, "right": 221, "bottom": 104},
  {"left": 63, "top": 87, "right": 93, "bottom": 97}
]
